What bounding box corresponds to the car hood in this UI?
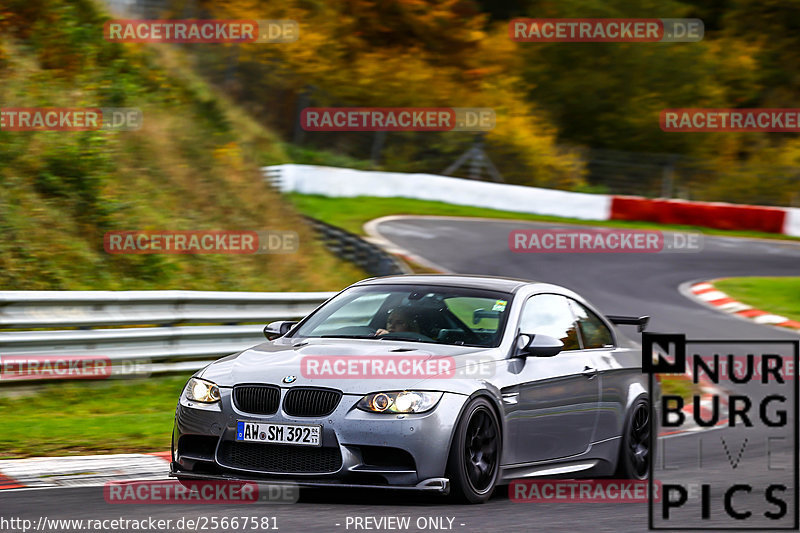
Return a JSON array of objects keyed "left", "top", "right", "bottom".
[{"left": 198, "top": 337, "right": 502, "bottom": 394}]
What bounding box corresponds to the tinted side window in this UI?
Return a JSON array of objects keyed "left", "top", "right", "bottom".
[
  {"left": 569, "top": 300, "right": 614, "bottom": 348},
  {"left": 518, "top": 294, "right": 580, "bottom": 351}
]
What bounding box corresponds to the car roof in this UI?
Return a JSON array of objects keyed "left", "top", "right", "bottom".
[{"left": 352, "top": 274, "right": 538, "bottom": 293}]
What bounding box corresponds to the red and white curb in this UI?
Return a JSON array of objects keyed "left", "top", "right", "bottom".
[
  {"left": 688, "top": 281, "right": 800, "bottom": 332},
  {"left": 657, "top": 371, "right": 729, "bottom": 437},
  {"left": 0, "top": 452, "right": 170, "bottom": 491}
]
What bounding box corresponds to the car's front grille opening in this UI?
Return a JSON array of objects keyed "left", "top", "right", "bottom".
[
  {"left": 218, "top": 441, "right": 343, "bottom": 473},
  {"left": 178, "top": 435, "right": 218, "bottom": 461},
  {"left": 233, "top": 385, "right": 280, "bottom": 415},
  {"left": 189, "top": 461, "right": 222, "bottom": 475},
  {"left": 283, "top": 387, "right": 342, "bottom": 417},
  {"left": 360, "top": 446, "right": 416, "bottom": 470}
]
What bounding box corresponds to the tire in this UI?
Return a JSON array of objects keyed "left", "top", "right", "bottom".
[
  {"left": 615, "top": 396, "right": 650, "bottom": 479},
  {"left": 446, "top": 397, "right": 501, "bottom": 504}
]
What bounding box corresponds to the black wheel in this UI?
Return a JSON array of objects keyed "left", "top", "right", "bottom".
[
  {"left": 446, "top": 397, "right": 501, "bottom": 503},
  {"left": 615, "top": 396, "right": 650, "bottom": 479}
]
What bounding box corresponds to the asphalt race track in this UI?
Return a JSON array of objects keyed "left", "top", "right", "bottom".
[{"left": 2, "top": 217, "right": 798, "bottom": 532}]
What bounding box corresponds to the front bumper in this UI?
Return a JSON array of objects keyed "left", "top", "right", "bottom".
[{"left": 172, "top": 388, "right": 466, "bottom": 491}]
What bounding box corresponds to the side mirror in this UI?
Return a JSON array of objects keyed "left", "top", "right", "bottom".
[
  {"left": 263, "top": 320, "right": 298, "bottom": 340},
  {"left": 516, "top": 333, "right": 563, "bottom": 358}
]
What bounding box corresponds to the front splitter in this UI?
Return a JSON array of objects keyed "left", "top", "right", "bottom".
[{"left": 169, "top": 466, "right": 450, "bottom": 495}]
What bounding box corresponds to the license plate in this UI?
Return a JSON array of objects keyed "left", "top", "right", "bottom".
[{"left": 236, "top": 421, "right": 321, "bottom": 447}]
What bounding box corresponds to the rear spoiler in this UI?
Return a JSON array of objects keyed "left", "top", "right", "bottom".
[{"left": 606, "top": 315, "right": 650, "bottom": 333}]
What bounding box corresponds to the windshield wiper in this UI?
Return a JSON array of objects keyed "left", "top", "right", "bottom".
[
  {"left": 319, "top": 334, "right": 378, "bottom": 339},
  {"left": 376, "top": 334, "right": 447, "bottom": 344}
]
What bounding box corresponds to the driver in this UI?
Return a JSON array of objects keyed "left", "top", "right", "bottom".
[{"left": 375, "top": 307, "right": 420, "bottom": 336}]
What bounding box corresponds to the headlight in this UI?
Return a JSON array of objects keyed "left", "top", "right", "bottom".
[
  {"left": 357, "top": 391, "right": 443, "bottom": 414},
  {"left": 184, "top": 378, "right": 221, "bottom": 403}
]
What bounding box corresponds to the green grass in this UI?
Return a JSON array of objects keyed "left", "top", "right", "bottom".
[
  {"left": 659, "top": 375, "right": 701, "bottom": 403},
  {"left": 714, "top": 277, "right": 800, "bottom": 323},
  {"left": 287, "top": 194, "right": 800, "bottom": 241},
  {"left": 0, "top": 374, "right": 192, "bottom": 458}
]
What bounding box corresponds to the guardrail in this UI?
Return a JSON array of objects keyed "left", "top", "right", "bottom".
[
  {"left": 0, "top": 291, "right": 335, "bottom": 382},
  {"left": 0, "top": 291, "right": 334, "bottom": 330}
]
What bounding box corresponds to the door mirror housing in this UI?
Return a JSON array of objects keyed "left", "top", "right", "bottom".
[
  {"left": 263, "top": 320, "right": 298, "bottom": 340},
  {"left": 516, "top": 333, "right": 563, "bottom": 357}
]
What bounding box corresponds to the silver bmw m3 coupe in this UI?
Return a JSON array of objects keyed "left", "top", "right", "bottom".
[{"left": 171, "top": 275, "right": 651, "bottom": 503}]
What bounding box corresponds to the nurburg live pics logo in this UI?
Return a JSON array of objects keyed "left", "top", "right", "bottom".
[{"left": 643, "top": 332, "right": 799, "bottom": 530}]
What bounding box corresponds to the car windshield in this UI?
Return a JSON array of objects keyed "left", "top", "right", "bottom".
[{"left": 291, "top": 284, "right": 513, "bottom": 348}]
